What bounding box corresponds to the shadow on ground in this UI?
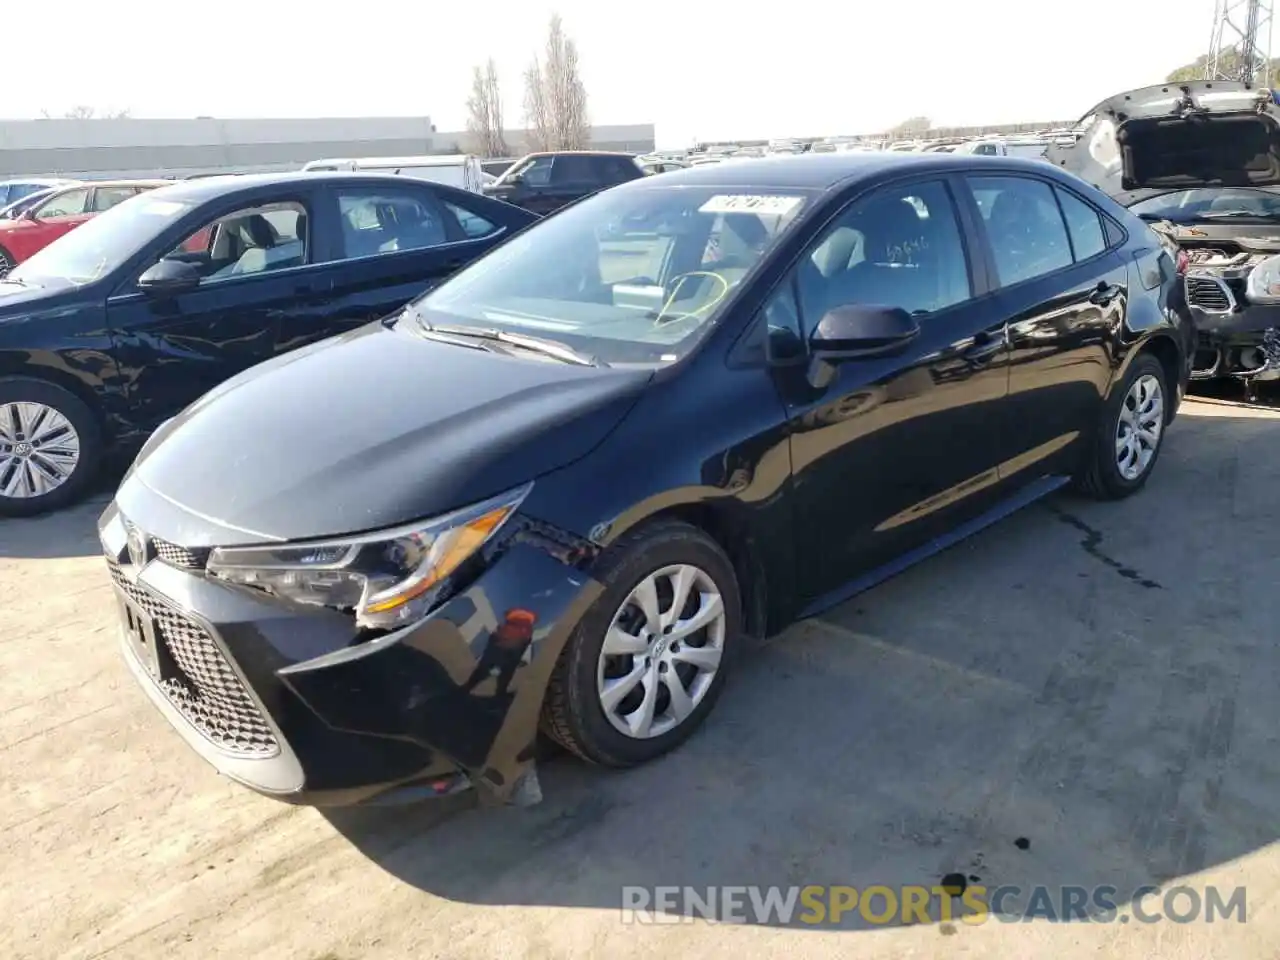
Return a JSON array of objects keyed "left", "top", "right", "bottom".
[
  {"left": 324, "top": 402, "right": 1280, "bottom": 930},
  {"left": 0, "top": 465, "right": 123, "bottom": 559}
]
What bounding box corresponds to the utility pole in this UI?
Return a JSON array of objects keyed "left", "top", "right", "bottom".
[{"left": 1206, "top": 0, "right": 1275, "bottom": 84}]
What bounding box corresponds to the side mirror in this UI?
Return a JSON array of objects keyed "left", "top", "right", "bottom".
[
  {"left": 810, "top": 304, "right": 920, "bottom": 359},
  {"left": 22, "top": 207, "right": 41, "bottom": 221},
  {"left": 137, "top": 258, "right": 201, "bottom": 295}
]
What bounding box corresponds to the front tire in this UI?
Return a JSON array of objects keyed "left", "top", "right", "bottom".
[
  {"left": 1073, "top": 352, "right": 1168, "bottom": 500},
  {"left": 0, "top": 376, "right": 104, "bottom": 517},
  {"left": 542, "top": 519, "right": 741, "bottom": 768},
  {"left": 0, "top": 245, "right": 14, "bottom": 278}
]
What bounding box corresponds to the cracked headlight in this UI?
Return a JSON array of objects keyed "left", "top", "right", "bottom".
[
  {"left": 206, "top": 484, "right": 530, "bottom": 629},
  {"left": 1246, "top": 254, "right": 1280, "bottom": 304}
]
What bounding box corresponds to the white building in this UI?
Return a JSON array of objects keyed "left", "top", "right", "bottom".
[{"left": 0, "top": 117, "right": 656, "bottom": 179}]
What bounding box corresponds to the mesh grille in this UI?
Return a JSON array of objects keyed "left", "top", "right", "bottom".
[
  {"left": 1185, "top": 276, "right": 1232, "bottom": 311},
  {"left": 110, "top": 563, "right": 278, "bottom": 757},
  {"left": 152, "top": 537, "right": 207, "bottom": 570}
]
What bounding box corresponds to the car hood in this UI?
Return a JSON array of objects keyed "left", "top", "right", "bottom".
[
  {"left": 0, "top": 276, "right": 74, "bottom": 312},
  {"left": 1045, "top": 81, "right": 1280, "bottom": 205},
  {"left": 118, "top": 320, "right": 653, "bottom": 546}
]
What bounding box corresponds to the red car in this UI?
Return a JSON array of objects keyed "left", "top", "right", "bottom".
[{"left": 0, "top": 179, "right": 171, "bottom": 275}]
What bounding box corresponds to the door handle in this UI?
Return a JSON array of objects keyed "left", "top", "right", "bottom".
[
  {"left": 1089, "top": 281, "right": 1122, "bottom": 306},
  {"left": 962, "top": 330, "right": 1006, "bottom": 362}
]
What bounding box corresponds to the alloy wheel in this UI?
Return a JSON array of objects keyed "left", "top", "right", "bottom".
[
  {"left": 1115, "top": 373, "right": 1163, "bottom": 481},
  {"left": 596, "top": 563, "right": 727, "bottom": 740},
  {"left": 0, "top": 401, "right": 82, "bottom": 499},
  {"left": 0, "top": 250, "right": 12, "bottom": 278}
]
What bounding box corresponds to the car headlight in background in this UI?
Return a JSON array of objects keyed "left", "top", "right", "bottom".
[
  {"left": 1246, "top": 254, "right": 1280, "bottom": 303},
  {"left": 206, "top": 484, "right": 530, "bottom": 629}
]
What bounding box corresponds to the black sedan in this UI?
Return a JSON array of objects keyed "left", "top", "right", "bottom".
[
  {"left": 0, "top": 172, "right": 536, "bottom": 515},
  {"left": 100, "top": 153, "right": 1190, "bottom": 807}
]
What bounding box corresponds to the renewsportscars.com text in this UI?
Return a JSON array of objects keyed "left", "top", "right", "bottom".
[{"left": 620, "top": 884, "right": 1248, "bottom": 925}]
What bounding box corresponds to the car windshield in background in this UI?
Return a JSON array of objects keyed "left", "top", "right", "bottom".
[
  {"left": 414, "top": 184, "right": 812, "bottom": 365},
  {"left": 1129, "top": 188, "right": 1280, "bottom": 223},
  {"left": 7, "top": 194, "right": 196, "bottom": 285}
]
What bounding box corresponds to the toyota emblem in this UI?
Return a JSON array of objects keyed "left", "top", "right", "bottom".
[{"left": 126, "top": 525, "right": 150, "bottom": 567}]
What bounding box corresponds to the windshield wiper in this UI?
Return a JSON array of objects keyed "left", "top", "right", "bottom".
[
  {"left": 426, "top": 323, "right": 605, "bottom": 367},
  {"left": 1195, "top": 211, "right": 1280, "bottom": 220}
]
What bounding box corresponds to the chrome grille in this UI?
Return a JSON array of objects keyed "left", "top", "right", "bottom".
[
  {"left": 1185, "top": 275, "right": 1234, "bottom": 312},
  {"left": 109, "top": 563, "right": 278, "bottom": 757}
]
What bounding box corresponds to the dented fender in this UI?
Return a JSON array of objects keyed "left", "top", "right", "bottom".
[{"left": 276, "top": 524, "right": 604, "bottom": 803}]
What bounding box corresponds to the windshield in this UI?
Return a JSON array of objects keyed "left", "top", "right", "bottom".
[
  {"left": 8, "top": 193, "right": 196, "bottom": 285},
  {"left": 1129, "top": 188, "right": 1280, "bottom": 222},
  {"left": 412, "top": 183, "right": 812, "bottom": 365}
]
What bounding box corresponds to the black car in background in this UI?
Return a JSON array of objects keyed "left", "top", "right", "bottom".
[
  {"left": 103, "top": 153, "right": 1189, "bottom": 808},
  {"left": 482, "top": 151, "right": 644, "bottom": 215},
  {"left": 0, "top": 172, "right": 536, "bottom": 515}
]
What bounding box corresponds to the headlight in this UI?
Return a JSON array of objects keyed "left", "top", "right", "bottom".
[
  {"left": 1246, "top": 254, "right": 1280, "bottom": 303},
  {"left": 206, "top": 484, "right": 530, "bottom": 629}
]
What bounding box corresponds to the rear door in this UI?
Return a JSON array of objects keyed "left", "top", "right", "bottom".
[
  {"left": 282, "top": 180, "right": 511, "bottom": 351},
  {"left": 963, "top": 174, "right": 1124, "bottom": 481}
]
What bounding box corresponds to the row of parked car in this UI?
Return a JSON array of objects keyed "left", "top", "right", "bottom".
[{"left": 4, "top": 80, "right": 1276, "bottom": 813}]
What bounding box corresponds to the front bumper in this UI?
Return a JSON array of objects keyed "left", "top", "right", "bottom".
[
  {"left": 1184, "top": 280, "right": 1280, "bottom": 382},
  {"left": 98, "top": 502, "right": 601, "bottom": 806}
]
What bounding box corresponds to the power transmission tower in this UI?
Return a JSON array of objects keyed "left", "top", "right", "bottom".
[{"left": 1206, "top": 0, "right": 1275, "bottom": 83}]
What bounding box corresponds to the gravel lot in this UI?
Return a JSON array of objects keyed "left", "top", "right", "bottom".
[{"left": 3, "top": 396, "right": 1279, "bottom": 960}]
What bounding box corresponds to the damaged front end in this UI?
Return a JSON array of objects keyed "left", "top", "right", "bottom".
[
  {"left": 1156, "top": 224, "right": 1280, "bottom": 395},
  {"left": 1047, "top": 80, "right": 1280, "bottom": 399}
]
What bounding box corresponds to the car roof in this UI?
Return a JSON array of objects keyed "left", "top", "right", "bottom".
[
  {"left": 142, "top": 171, "right": 445, "bottom": 203},
  {"left": 642, "top": 152, "right": 1074, "bottom": 191}
]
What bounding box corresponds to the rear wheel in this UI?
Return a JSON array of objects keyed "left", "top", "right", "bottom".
[
  {"left": 1073, "top": 353, "right": 1168, "bottom": 500},
  {"left": 542, "top": 519, "right": 741, "bottom": 767},
  {"left": 0, "top": 377, "right": 104, "bottom": 517}
]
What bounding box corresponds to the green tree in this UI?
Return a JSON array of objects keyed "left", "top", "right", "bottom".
[{"left": 1167, "top": 48, "right": 1280, "bottom": 86}]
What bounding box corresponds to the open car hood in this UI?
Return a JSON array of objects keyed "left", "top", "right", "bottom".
[{"left": 1045, "top": 81, "right": 1280, "bottom": 206}]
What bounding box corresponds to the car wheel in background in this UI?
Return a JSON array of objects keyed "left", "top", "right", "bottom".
[
  {"left": 0, "top": 246, "right": 14, "bottom": 278},
  {"left": 1074, "top": 352, "right": 1168, "bottom": 500},
  {"left": 0, "top": 376, "right": 104, "bottom": 517},
  {"left": 542, "top": 519, "right": 741, "bottom": 767}
]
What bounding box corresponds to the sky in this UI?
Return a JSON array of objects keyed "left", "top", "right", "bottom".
[{"left": 5, "top": 0, "right": 1224, "bottom": 147}]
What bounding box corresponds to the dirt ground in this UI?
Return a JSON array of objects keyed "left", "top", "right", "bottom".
[{"left": 3, "top": 396, "right": 1279, "bottom": 959}]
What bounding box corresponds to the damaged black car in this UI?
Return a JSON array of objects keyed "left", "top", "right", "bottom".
[{"left": 1048, "top": 79, "right": 1280, "bottom": 399}]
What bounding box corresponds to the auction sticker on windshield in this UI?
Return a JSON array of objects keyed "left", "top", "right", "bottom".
[{"left": 698, "top": 195, "right": 803, "bottom": 216}]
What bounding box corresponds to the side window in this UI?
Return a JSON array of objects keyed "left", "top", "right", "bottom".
[
  {"left": 443, "top": 201, "right": 498, "bottom": 239},
  {"left": 795, "top": 180, "right": 971, "bottom": 325},
  {"left": 552, "top": 155, "right": 597, "bottom": 184},
  {"left": 337, "top": 190, "right": 448, "bottom": 259},
  {"left": 517, "top": 156, "right": 554, "bottom": 187},
  {"left": 1055, "top": 187, "right": 1106, "bottom": 262},
  {"left": 35, "top": 188, "right": 90, "bottom": 218},
  {"left": 730, "top": 281, "right": 804, "bottom": 367},
  {"left": 92, "top": 186, "right": 139, "bottom": 213},
  {"left": 969, "top": 176, "right": 1073, "bottom": 286},
  {"left": 161, "top": 201, "right": 309, "bottom": 282},
  {"left": 599, "top": 156, "right": 641, "bottom": 183}
]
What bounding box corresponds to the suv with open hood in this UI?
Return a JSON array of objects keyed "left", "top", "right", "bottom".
[{"left": 1047, "top": 80, "right": 1280, "bottom": 398}]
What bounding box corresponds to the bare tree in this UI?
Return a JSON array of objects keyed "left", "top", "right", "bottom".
[
  {"left": 523, "top": 59, "right": 552, "bottom": 152},
  {"left": 522, "top": 14, "right": 590, "bottom": 151},
  {"left": 465, "top": 59, "right": 509, "bottom": 158}
]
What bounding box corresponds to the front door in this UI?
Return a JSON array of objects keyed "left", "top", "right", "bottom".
[
  {"left": 3, "top": 185, "right": 93, "bottom": 262},
  {"left": 779, "top": 177, "right": 1014, "bottom": 604},
  {"left": 105, "top": 196, "right": 321, "bottom": 432},
  {"left": 965, "top": 174, "right": 1123, "bottom": 480}
]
